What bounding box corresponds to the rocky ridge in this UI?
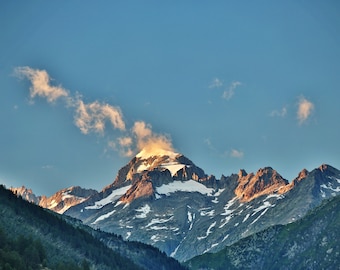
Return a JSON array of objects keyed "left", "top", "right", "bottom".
[{"left": 11, "top": 185, "right": 98, "bottom": 214}]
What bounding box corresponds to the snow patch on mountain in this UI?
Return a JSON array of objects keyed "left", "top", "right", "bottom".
[
  {"left": 219, "top": 197, "right": 238, "bottom": 228},
  {"left": 92, "top": 209, "right": 116, "bottom": 225},
  {"left": 204, "top": 243, "right": 219, "bottom": 253},
  {"left": 320, "top": 183, "right": 340, "bottom": 193},
  {"left": 197, "top": 221, "right": 216, "bottom": 240},
  {"left": 242, "top": 213, "right": 251, "bottom": 223},
  {"left": 252, "top": 201, "right": 275, "bottom": 215},
  {"left": 250, "top": 208, "right": 269, "bottom": 225},
  {"left": 200, "top": 208, "right": 215, "bottom": 217},
  {"left": 145, "top": 217, "right": 173, "bottom": 228},
  {"left": 85, "top": 185, "right": 131, "bottom": 210},
  {"left": 264, "top": 193, "right": 285, "bottom": 201},
  {"left": 161, "top": 163, "right": 186, "bottom": 177},
  {"left": 135, "top": 204, "right": 151, "bottom": 218},
  {"left": 156, "top": 180, "right": 214, "bottom": 196}
]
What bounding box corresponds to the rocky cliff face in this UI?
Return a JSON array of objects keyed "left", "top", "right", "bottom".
[{"left": 234, "top": 167, "right": 289, "bottom": 202}]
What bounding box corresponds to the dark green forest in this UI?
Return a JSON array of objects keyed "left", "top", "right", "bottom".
[{"left": 0, "top": 185, "right": 185, "bottom": 270}]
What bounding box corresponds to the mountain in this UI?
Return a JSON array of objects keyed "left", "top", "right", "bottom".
[
  {"left": 11, "top": 186, "right": 41, "bottom": 204},
  {"left": 11, "top": 185, "right": 98, "bottom": 214},
  {"left": 0, "top": 184, "right": 186, "bottom": 270},
  {"left": 61, "top": 149, "right": 340, "bottom": 262},
  {"left": 185, "top": 194, "right": 340, "bottom": 269}
]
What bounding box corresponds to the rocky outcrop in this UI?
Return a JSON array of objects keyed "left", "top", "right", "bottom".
[
  {"left": 39, "top": 186, "right": 98, "bottom": 214},
  {"left": 235, "top": 167, "right": 289, "bottom": 202}
]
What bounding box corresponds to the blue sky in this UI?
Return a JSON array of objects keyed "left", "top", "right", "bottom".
[{"left": 1, "top": 1, "right": 340, "bottom": 196}]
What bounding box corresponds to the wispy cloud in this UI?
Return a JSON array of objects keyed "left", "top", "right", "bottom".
[
  {"left": 209, "top": 78, "right": 223, "bottom": 89},
  {"left": 15, "top": 66, "right": 69, "bottom": 103},
  {"left": 74, "top": 99, "right": 125, "bottom": 134},
  {"left": 118, "top": 136, "right": 133, "bottom": 147},
  {"left": 132, "top": 121, "right": 174, "bottom": 156},
  {"left": 41, "top": 165, "right": 54, "bottom": 169},
  {"left": 222, "top": 81, "right": 242, "bottom": 100},
  {"left": 209, "top": 78, "right": 242, "bottom": 100},
  {"left": 230, "top": 149, "right": 244, "bottom": 158},
  {"left": 15, "top": 67, "right": 125, "bottom": 135},
  {"left": 270, "top": 106, "right": 287, "bottom": 117},
  {"left": 204, "top": 138, "right": 217, "bottom": 152},
  {"left": 16, "top": 66, "right": 175, "bottom": 158},
  {"left": 297, "top": 96, "right": 314, "bottom": 125}
]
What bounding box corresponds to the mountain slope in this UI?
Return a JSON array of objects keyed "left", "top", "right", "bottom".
[
  {"left": 0, "top": 185, "right": 186, "bottom": 270},
  {"left": 185, "top": 194, "right": 340, "bottom": 270},
  {"left": 11, "top": 148, "right": 340, "bottom": 262},
  {"left": 63, "top": 148, "right": 340, "bottom": 261}
]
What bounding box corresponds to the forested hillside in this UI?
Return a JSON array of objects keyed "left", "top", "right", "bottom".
[
  {"left": 0, "top": 185, "right": 185, "bottom": 270},
  {"left": 186, "top": 195, "right": 340, "bottom": 270}
]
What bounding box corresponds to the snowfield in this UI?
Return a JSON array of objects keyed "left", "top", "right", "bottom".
[
  {"left": 85, "top": 185, "right": 132, "bottom": 210},
  {"left": 156, "top": 180, "right": 215, "bottom": 196},
  {"left": 92, "top": 209, "right": 116, "bottom": 224}
]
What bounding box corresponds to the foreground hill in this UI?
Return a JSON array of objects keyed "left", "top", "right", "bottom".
[
  {"left": 185, "top": 194, "right": 340, "bottom": 270},
  {"left": 0, "top": 185, "right": 185, "bottom": 270}
]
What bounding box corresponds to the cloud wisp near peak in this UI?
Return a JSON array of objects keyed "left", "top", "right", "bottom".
[{"left": 15, "top": 66, "right": 175, "bottom": 158}]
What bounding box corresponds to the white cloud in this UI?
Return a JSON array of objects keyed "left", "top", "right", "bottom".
[
  {"left": 132, "top": 121, "right": 174, "bottom": 155},
  {"left": 222, "top": 81, "right": 242, "bottom": 100},
  {"left": 230, "top": 149, "right": 244, "bottom": 158},
  {"left": 74, "top": 99, "right": 125, "bottom": 134},
  {"left": 117, "top": 136, "right": 134, "bottom": 157},
  {"left": 118, "top": 136, "right": 133, "bottom": 147},
  {"left": 15, "top": 66, "right": 175, "bottom": 158},
  {"left": 270, "top": 106, "right": 287, "bottom": 117},
  {"left": 204, "top": 138, "right": 212, "bottom": 147},
  {"left": 209, "top": 78, "right": 223, "bottom": 89},
  {"left": 204, "top": 138, "right": 216, "bottom": 151},
  {"left": 42, "top": 165, "right": 53, "bottom": 169},
  {"left": 132, "top": 121, "right": 152, "bottom": 140},
  {"left": 109, "top": 138, "right": 134, "bottom": 157},
  {"left": 297, "top": 97, "right": 314, "bottom": 124},
  {"left": 15, "top": 66, "right": 69, "bottom": 103}
]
